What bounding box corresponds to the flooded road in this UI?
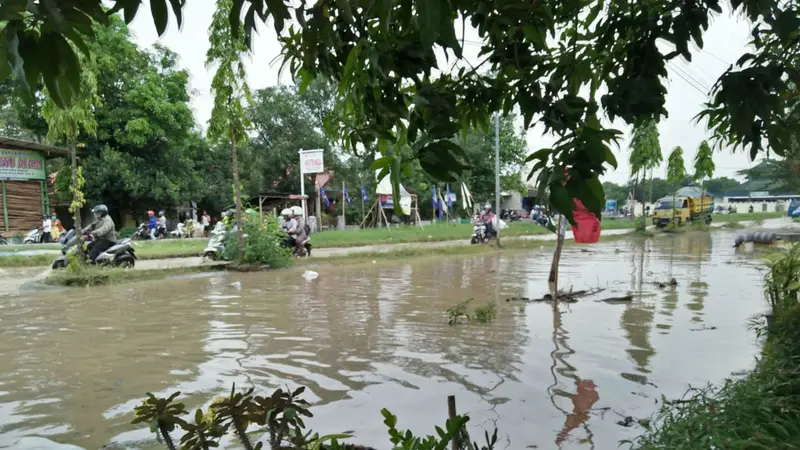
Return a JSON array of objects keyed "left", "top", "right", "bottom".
[{"left": 0, "top": 228, "right": 778, "bottom": 449}]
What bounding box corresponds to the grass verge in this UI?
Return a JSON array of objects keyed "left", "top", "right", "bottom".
[
  {"left": 3, "top": 212, "right": 784, "bottom": 268},
  {"left": 45, "top": 264, "right": 229, "bottom": 287}
]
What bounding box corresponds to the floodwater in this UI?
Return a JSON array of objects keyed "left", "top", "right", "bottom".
[{"left": 0, "top": 225, "right": 786, "bottom": 449}]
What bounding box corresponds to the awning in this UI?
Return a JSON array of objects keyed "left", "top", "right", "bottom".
[{"left": 0, "top": 137, "right": 71, "bottom": 157}]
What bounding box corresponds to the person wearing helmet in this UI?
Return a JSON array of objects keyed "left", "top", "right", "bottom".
[
  {"left": 147, "top": 210, "right": 157, "bottom": 240},
  {"left": 280, "top": 208, "right": 299, "bottom": 249},
  {"left": 292, "top": 207, "right": 308, "bottom": 257},
  {"left": 82, "top": 204, "right": 116, "bottom": 261},
  {"left": 479, "top": 204, "right": 495, "bottom": 238}
]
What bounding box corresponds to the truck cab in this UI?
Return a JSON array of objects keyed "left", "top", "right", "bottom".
[{"left": 652, "top": 194, "right": 713, "bottom": 228}]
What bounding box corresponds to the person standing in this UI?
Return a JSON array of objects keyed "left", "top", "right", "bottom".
[
  {"left": 201, "top": 210, "right": 211, "bottom": 237},
  {"left": 50, "top": 213, "right": 63, "bottom": 242},
  {"left": 157, "top": 211, "right": 167, "bottom": 238},
  {"left": 147, "top": 210, "right": 157, "bottom": 240},
  {"left": 41, "top": 214, "right": 52, "bottom": 243}
]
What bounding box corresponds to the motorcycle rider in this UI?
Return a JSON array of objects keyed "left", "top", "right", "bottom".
[
  {"left": 291, "top": 206, "right": 308, "bottom": 257},
  {"left": 479, "top": 204, "right": 495, "bottom": 238},
  {"left": 82, "top": 204, "right": 116, "bottom": 261},
  {"left": 280, "top": 208, "right": 299, "bottom": 249}
]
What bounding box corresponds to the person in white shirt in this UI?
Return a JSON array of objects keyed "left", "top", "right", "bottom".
[{"left": 41, "top": 214, "right": 53, "bottom": 243}]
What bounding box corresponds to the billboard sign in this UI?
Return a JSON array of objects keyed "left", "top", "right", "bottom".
[
  {"left": 0, "top": 148, "right": 46, "bottom": 180},
  {"left": 300, "top": 149, "right": 324, "bottom": 174}
]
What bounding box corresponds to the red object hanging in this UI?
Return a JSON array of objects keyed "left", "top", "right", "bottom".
[
  {"left": 563, "top": 170, "right": 601, "bottom": 244},
  {"left": 571, "top": 198, "right": 601, "bottom": 243}
]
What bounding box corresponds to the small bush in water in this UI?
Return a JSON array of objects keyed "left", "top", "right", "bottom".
[
  {"left": 132, "top": 383, "right": 498, "bottom": 450},
  {"left": 447, "top": 299, "right": 497, "bottom": 325},
  {"left": 222, "top": 213, "right": 293, "bottom": 268}
]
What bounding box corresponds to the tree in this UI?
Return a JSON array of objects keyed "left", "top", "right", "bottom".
[
  {"left": 40, "top": 49, "right": 100, "bottom": 262},
  {"left": 694, "top": 140, "right": 715, "bottom": 198},
  {"left": 5, "top": 0, "right": 800, "bottom": 224},
  {"left": 206, "top": 0, "right": 253, "bottom": 258},
  {"left": 737, "top": 157, "right": 800, "bottom": 194},
  {"left": 602, "top": 182, "right": 629, "bottom": 209},
  {"left": 666, "top": 146, "right": 686, "bottom": 223},
  {"left": 629, "top": 120, "right": 663, "bottom": 223},
  {"left": 704, "top": 177, "right": 742, "bottom": 197}
]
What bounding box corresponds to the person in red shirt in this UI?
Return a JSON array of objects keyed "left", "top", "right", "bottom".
[{"left": 479, "top": 204, "right": 495, "bottom": 237}]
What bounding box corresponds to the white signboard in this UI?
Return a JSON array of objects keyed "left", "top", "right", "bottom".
[{"left": 300, "top": 149, "right": 324, "bottom": 174}]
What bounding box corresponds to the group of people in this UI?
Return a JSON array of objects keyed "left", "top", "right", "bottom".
[
  {"left": 279, "top": 207, "right": 309, "bottom": 256},
  {"left": 40, "top": 213, "right": 65, "bottom": 243}
]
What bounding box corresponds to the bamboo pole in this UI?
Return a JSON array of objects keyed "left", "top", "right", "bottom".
[
  {"left": 448, "top": 395, "right": 458, "bottom": 450},
  {"left": 548, "top": 215, "right": 565, "bottom": 298}
]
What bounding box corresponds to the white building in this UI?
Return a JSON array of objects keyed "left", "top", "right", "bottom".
[{"left": 713, "top": 192, "right": 800, "bottom": 213}]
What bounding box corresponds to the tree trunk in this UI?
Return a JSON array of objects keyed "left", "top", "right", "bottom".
[
  {"left": 230, "top": 127, "right": 244, "bottom": 261},
  {"left": 70, "top": 142, "right": 85, "bottom": 263}
]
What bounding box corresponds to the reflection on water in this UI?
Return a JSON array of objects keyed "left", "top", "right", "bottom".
[{"left": 0, "top": 229, "right": 770, "bottom": 449}]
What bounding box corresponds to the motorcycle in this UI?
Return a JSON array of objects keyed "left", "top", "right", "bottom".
[
  {"left": 0, "top": 233, "right": 7, "bottom": 245},
  {"left": 23, "top": 228, "right": 43, "bottom": 244},
  {"left": 169, "top": 223, "right": 186, "bottom": 239},
  {"left": 282, "top": 234, "right": 312, "bottom": 257},
  {"left": 132, "top": 223, "right": 151, "bottom": 240},
  {"left": 470, "top": 219, "right": 495, "bottom": 244},
  {"left": 51, "top": 229, "right": 137, "bottom": 270},
  {"left": 202, "top": 222, "right": 227, "bottom": 260}
]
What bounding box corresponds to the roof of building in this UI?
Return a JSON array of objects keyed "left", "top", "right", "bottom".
[{"left": 0, "top": 136, "right": 71, "bottom": 157}]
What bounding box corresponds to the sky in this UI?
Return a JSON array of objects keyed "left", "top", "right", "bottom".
[{"left": 128, "top": 2, "right": 764, "bottom": 185}]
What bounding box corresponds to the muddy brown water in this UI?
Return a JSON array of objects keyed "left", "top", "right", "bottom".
[{"left": 0, "top": 228, "right": 782, "bottom": 449}]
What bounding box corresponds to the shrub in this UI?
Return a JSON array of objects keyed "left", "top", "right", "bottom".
[
  {"left": 118, "top": 227, "right": 136, "bottom": 239},
  {"left": 222, "top": 213, "right": 293, "bottom": 268}
]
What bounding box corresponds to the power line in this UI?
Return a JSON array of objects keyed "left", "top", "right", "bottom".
[
  {"left": 702, "top": 49, "right": 732, "bottom": 66},
  {"left": 666, "top": 61, "right": 709, "bottom": 95}
]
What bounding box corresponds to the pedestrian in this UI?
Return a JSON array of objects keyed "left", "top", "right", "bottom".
[
  {"left": 50, "top": 213, "right": 63, "bottom": 242},
  {"left": 201, "top": 210, "right": 211, "bottom": 237},
  {"left": 41, "top": 214, "right": 52, "bottom": 243},
  {"left": 157, "top": 211, "right": 167, "bottom": 238},
  {"left": 147, "top": 210, "right": 157, "bottom": 240}
]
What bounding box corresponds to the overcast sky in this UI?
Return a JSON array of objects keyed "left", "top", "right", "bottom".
[{"left": 128, "top": 2, "right": 763, "bottom": 185}]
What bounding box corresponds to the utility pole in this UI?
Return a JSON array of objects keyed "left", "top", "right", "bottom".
[{"left": 494, "top": 112, "right": 501, "bottom": 245}]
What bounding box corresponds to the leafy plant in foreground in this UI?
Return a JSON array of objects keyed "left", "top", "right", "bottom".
[
  {"left": 132, "top": 392, "right": 188, "bottom": 450},
  {"left": 132, "top": 384, "right": 496, "bottom": 450}
]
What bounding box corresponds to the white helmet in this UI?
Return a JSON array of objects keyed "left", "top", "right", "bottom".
[
  {"left": 291, "top": 206, "right": 303, "bottom": 217},
  {"left": 280, "top": 208, "right": 292, "bottom": 217}
]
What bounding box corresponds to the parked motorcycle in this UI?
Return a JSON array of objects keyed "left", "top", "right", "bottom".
[
  {"left": 0, "top": 233, "right": 7, "bottom": 245},
  {"left": 51, "top": 229, "right": 137, "bottom": 270},
  {"left": 169, "top": 223, "right": 186, "bottom": 239},
  {"left": 132, "top": 223, "right": 150, "bottom": 240},
  {"left": 23, "top": 228, "right": 43, "bottom": 244},
  {"left": 202, "top": 222, "right": 227, "bottom": 260}
]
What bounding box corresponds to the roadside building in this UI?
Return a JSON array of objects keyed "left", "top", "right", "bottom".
[{"left": 0, "top": 137, "right": 65, "bottom": 233}]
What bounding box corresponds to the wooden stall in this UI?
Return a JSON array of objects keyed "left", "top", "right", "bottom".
[{"left": 0, "top": 137, "right": 68, "bottom": 233}]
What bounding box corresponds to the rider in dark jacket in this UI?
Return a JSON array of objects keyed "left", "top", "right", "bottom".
[{"left": 82, "top": 204, "right": 116, "bottom": 261}]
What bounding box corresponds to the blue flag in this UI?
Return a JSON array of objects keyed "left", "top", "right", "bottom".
[
  {"left": 446, "top": 184, "right": 453, "bottom": 209},
  {"left": 361, "top": 184, "right": 369, "bottom": 202},
  {"left": 320, "top": 186, "right": 330, "bottom": 208},
  {"left": 432, "top": 186, "right": 438, "bottom": 211},
  {"left": 343, "top": 186, "right": 351, "bottom": 205}
]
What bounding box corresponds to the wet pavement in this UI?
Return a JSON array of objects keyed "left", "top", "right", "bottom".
[{"left": 0, "top": 221, "right": 795, "bottom": 449}]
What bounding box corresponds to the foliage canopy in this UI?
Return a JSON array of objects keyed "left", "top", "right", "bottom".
[{"left": 3, "top": 0, "right": 800, "bottom": 223}]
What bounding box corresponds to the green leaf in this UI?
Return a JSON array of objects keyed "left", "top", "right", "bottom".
[
  {"left": 550, "top": 184, "right": 575, "bottom": 225},
  {"left": 369, "top": 155, "right": 393, "bottom": 171},
  {"left": 150, "top": 0, "right": 170, "bottom": 35},
  {"left": 265, "top": 0, "right": 291, "bottom": 32},
  {"left": 417, "top": 0, "right": 443, "bottom": 48}
]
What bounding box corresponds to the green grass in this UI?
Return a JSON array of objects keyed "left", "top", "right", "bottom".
[
  {"left": 45, "top": 264, "right": 228, "bottom": 287},
  {"left": 712, "top": 211, "right": 785, "bottom": 222}
]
